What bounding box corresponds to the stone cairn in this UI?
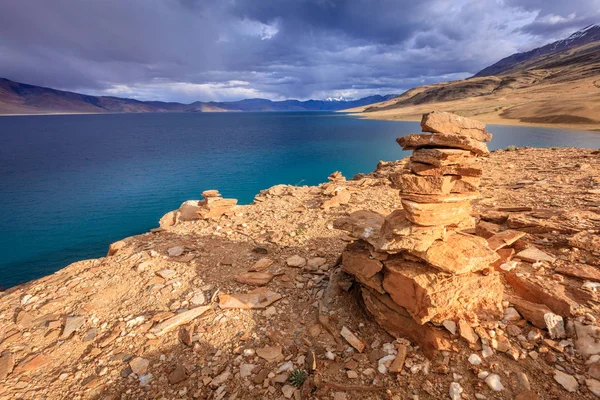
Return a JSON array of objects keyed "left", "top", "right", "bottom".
[{"left": 334, "top": 111, "right": 503, "bottom": 355}]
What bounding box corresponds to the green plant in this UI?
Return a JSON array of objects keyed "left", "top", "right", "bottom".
[
  {"left": 551, "top": 147, "right": 559, "bottom": 150},
  {"left": 295, "top": 229, "right": 305, "bottom": 236},
  {"left": 505, "top": 145, "right": 517, "bottom": 152},
  {"left": 289, "top": 369, "right": 307, "bottom": 387}
]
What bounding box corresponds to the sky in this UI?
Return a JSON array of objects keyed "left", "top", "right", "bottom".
[{"left": 0, "top": 0, "right": 599, "bottom": 103}]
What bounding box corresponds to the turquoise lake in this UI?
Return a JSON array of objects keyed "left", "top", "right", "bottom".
[{"left": 1, "top": 111, "right": 600, "bottom": 288}]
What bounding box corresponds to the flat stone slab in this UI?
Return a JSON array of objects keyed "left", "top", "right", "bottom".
[
  {"left": 486, "top": 230, "right": 527, "bottom": 251},
  {"left": 150, "top": 306, "right": 211, "bottom": 336},
  {"left": 420, "top": 111, "right": 492, "bottom": 142},
  {"left": 410, "top": 148, "right": 475, "bottom": 167},
  {"left": 401, "top": 198, "right": 472, "bottom": 227},
  {"left": 515, "top": 247, "right": 556, "bottom": 263},
  {"left": 219, "top": 289, "right": 282, "bottom": 309},
  {"left": 409, "top": 161, "right": 483, "bottom": 177},
  {"left": 397, "top": 133, "right": 490, "bottom": 155}
]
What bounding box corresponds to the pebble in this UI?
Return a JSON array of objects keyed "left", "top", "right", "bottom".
[
  {"left": 586, "top": 379, "right": 600, "bottom": 397},
  {"left": 167, "top": 246, "right": 184, "bottom": 257},
  {"left": 449, "top": 382, "right": 463, "bottom": 400},
  {"left": 468, "top": 354, "right": 482, "bottom": 365},
  {"left": 443, "top": 320, "right": 457, "bottom": 335},
  {"left": 485, "top": 374, "right": 504, "bottom": 391},
  {"left": 138, "top": 373, "right": 153, "bottom": 386},
  {"left": 503, "top": 307, "right": 521, "bottom": 322},
  {"left": 239, "top": 364, "right": 255, "bottom": 378},
  {"left": 281, "top": 384, "right": 296, "bottom": 398},
  {"left": 286, "top": 255, "right": 306, "bottom": 267},
  {"left": 347, "top": 370, "right": 358, "bottom": 379},
  {"left": 129, "top": 357, "right": 150, "bottom": 375}
]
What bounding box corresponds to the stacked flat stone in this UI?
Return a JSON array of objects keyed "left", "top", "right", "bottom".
[
  {"left": 334, "top": 112, "right": 503, "bottom": 355},
  {"left": 197, "top": 190, "right": 238, "bottom": 219}
]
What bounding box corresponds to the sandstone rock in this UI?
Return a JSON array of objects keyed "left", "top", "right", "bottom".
[
  {"left": 515, "top": 247, "right": 556, "bottom": 263},
  {"left": 459, "top": 320, "right": 479, "bottom": 345},
  {"left": 249, "top": 258, "right": 274, "bottom": 272},
  {"left": 410, "top": 148, "right": 474, "bottom": 167},
  {"left": 400, "top": 191, "right": 480, "bottom": 204},
  {"left": 568, "top": 231, "right": 600, "bottom": 252},
  {"left": 157, "top": 269, "right": 176, "bottom": 279},
  {"left": 167, "top": 246, "right": 184, "bottom": 257},
  {"left": 586, "top": 379, "right": 600, "bottom": 398},
  {"left": 376, "top": 210, "right": 446, "bottom": 253},
  {"left": 443, "top": 320, "right": 457, "bottom": 335},
  {"left": 485, "top": 374, "right": 504, "bottom": 391},
  {"left": 391, "top": 172, "right": 457, "bottom": 194},
  {"left": 61, "top": 315, "right": 85, "bottom": 339},
  {"left": 307, "top": 257, "right": 326, "bottom": 268},
  {"left": 129, "top": 357, "right": 150, "bottom": 375},
  {"left": 341, "top": 242, "right": 385, "bottom": 293},
  {"left": 361, "top": 288, "right": 451, "bottom": 357},
  {"left": 201, "top": 190, "right": 220, "bottom": 198},
  {"left": 0, "top": 352, "right": 15, "bottom": 380},
  {"left": 555, "top": 264, "right": 600, "bottom": 282},
  {"left": 256, "top": 346, "right": 283, "bottom": 362},
  {"left": 397, "top": 133, "right": 490, "bottom": 155},
  {"left": 589, "top": 362, "right": 600, "bottom": 380},
  {"left": 107, "top": 240, "right": 126, "bottom": 256},
  {"left": 168, "top": 364, "right": 187, "bottom": 384},
  {"left": 286, "top": 255, "right": 306, "bottom": 268},
  {"left": 486, "top": 230, "right": 526, "bottom": 251},
  {"left": 281, "top": 385, "right": 296, "bottom": 399},
  {"left": 159, "top": 211, "right": 177, "bottom": 228},
  {"left": 234, "top": 272, "right": 274, "bottom": 286},
  {"left": 14, "top": 354, "right": 51, "bottom": 374},
  {"left": 333, "top": 210, "right": 385, "bottom": 243},
  {"left": 451, "top": 176, "right": 480, "bottom": 193},
  {"left": 383, "top": 257, "right": 503, "bottom": 324},
  {"left": 413, "top": 232, "right": 500, "bottom": 275},
  {"left": 553, "top": 369, "right": 578, "bottom": 392},
  {"left": 178, "top": 200, "right": 201, "bottom": 221},
  {"left": 409, "top": 161, "right": 482, "bottom": 177},
  {"left": 218, "top": 289, "right": 281, "bottom": 309},
  {"left": 401, "top": 199, "right": 472, "bottom": 226},
  {"left": 420, "top": 111, "right": 492, "bottom": 142},
  {"left": 322, "top": 190, "right": 351, "bottom": 209},
  {"left": 506, "top": 295, "right": 552, "bottom": 329},
  {"left": 491, "top": 248, "right": 515, "bottom": 270},
  {"left": 340, "top": 326, "right": 365, "bottom": 352},
  {"left": 506, "top": 273, "right": 591, "bottom": 317},
  {"left": 328, "top": 171, "right": 346, "bottom": 183},
  {"left": 389, "top": 345, "right": 407, "bottom": 373},
  {"left": 150, "top": 305, "right": 211, "bottom": 336},
  {"left": 15, "top": 310, "right": 33, "bottom": 329},
  {"left": 476, "top": 220, "right": 503, "bottom": 239},
  {"left": 515, "top": 390, "right": 541, "bottom": 400},
  {"left": 209, "top": 370, "right": 230, "bottom": 388}
]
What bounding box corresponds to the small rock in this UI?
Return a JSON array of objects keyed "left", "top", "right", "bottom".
[
  {"left": 239, "top": 364, "right": 255, "bottom": 378},
  {"left": 189, "top": 291, "right": 207, "bottom": 306},
  {"left": 307, "top": 257, "right": 326, "bottom": 268},
  {"left": 504, "top": 307, "right": 521, "bottom": 322},
  {"left": 485, "top": 374, "right": 504, "bottom": 391},
  {"left": 468, "top": 354, "right": 482, "bottom": 366},
  {"left": 256, "top": 346, "right": 283, "bottom": 362},
  {"left": 443, "top": 320, "right": 457, "bottom": 335},
  {"left": 61, "top": 315, "right": 85, "bottom": 339},
  {"left": 586, "top": 379, "right": 600, "bottom": 397},
  {"left": 286, "top": 255, "right": 306, "bottom": 268},
  {"left": 130, "top": 357, "right": 150, "bottom": 375},
  {"left": 0, "top": 352, "right": 15, "bottom": 380},
  {"left": 340, "top": 326, "right": 365, "bottom": 352},
  {"left": 347, "top": 370, "right": 358, "bottom": 379},
  {"left": 544, "top": 313, "right": 566, "bottom": 339},
  {"left": 139, "top": 373, "right": 153, "bottom": 386},
  {"left": 168, "top": 246, "right": 184, "bottom": 257},
  {"left": 157, "top": 269, "right": 176, "bottom": 279},
  {"left": 281, "top": 384, "right": 296, "bottom": 398},
  {"left": 449, "top": 382, "right": 463, "bottom": 400},
  {"left": 210, "top": 371, "right": 231, "bottom": 388},
  {"left": 553, "top": 369, "right": 578, "bottom": 392},
  {"left": 168, "top": 364, "right": 187, "bottom": 384}
]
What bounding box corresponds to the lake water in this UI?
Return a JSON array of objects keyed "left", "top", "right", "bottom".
[{"left": 1, "top": 112, "right": 599, "bottom": 288}]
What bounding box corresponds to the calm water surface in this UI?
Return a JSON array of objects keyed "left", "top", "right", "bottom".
[{"left": 1, "top": 112, "right": 599, "bottom": 288}]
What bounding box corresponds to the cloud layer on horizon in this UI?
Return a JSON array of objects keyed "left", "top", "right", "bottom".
[{"left": 0, "top": 0, "right": 598, "bottom": 102}]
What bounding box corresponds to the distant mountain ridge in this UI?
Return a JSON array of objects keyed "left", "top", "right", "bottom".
[
  {"left": 0, "top": 77, "right": 397, "bottom": 115},
  {"left": 343, "top": 24, "right": 600, "bottom": 130},
  {"left": 474, "top": 24, "right": 600, "bottom": 77}
]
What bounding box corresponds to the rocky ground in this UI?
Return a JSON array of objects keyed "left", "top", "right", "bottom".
[{"left": 0, "top": 147, "right": 599, "bottom": 400}]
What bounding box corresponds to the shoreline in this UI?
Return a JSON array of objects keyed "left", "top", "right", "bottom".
[{"left": 346, "top": 112, "right": 600, "bottom": 133}]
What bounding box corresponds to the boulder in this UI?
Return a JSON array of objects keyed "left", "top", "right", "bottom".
[
  {"left": 178, "top": 200, "right": 201, "bottom": 221},
  {"left": 401, "top": 199, "right": 472, "bottom": 226},
  {"left": 382, "top": 256, "right": 503, "bottom": 324},
  {"left": 361, "top": 287, "right": 452, "bottom": 358},
  {"left": 397, "top": 133, "right": 490, "bottom": 156},
  {"left": 420, "top": 111, "right": 492, "bottom": 142},
  {"left": 159, "top": 210, "right": 178, "bottom": 228},
  {"left": 412, "top": 232, "right": 500, "bottom": 274},
  {"left": 411, "top": 148, "right": 475, "bottom": 167}
]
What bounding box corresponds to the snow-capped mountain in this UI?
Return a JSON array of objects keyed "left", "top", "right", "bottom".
[
  {"left": 324, "top": 96, "right": 349, "bottom": 102},
  {"left": 475, "top": 24, "right": 600, "bottom": 77}
]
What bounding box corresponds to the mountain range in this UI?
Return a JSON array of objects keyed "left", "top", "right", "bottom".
[
  {"left": 345, "top": 24, "right": 600, "bottom": 130},
  {"left": 0, "top": 78, "right": 397, "bottom": 115}
]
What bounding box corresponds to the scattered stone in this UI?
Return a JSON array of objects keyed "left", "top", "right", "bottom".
[
  {"left": 157, "top": 269, "right": 176, "bottom": 279},
  {"left": 218, "top": 289, "right": 281, "bottom": 309},
  {"left": 544, "top": 313, "right": 566, "bottom": 339},
  {"left": 468, "top": 354, "right": 482, "bottom": 365},
  {"left": 515, "top": 247, "right": 556, "bottom": 264},
  {"left": 249, "top": 258, "right": 274, "bottom": 272},
  {"left": 286, "top": 255, "right": 306, "bottom": 268},
  {"left": 553, "top": 369, "right": 578, "bottom": 392},
  {"left": 168, "top": 364, "right": 187, "bottom": 384},
  {"left": 586, "top": 379, "right": 600, "bottom": 397},
  {"left": 209, "top": 370, "right": 231, "bottom": 389},
  {"left": 60, "top": 315, "right": 85, "bottom": 339},
  {"left": 256, "top": 346, "right": 283, "bottom": 362},
  {"left": 340, "top": 326, "right": 365, "bottom": 352},
  {"left": 459, "top": 320, "right": 479, "bottom": 345},
  {"left": 0, "top": 352, "right": 15, "bottom": 380},
  {"left": 449, "top": 382, "right": 463, "bottom": 400},
  {"left": 346, "top": 370, "right": 358, "bottom": 379},
  {"left": 130, "top": 357, "right": 150, "bottom": 375},
  {"left": 239, "top": 364, "right": 255, "bottom": 379},
  {"left": 281, "top": 385, "right": 296, "bottom": 399},
  {"left": 389, "top": 345, "right": 407, "bottom": 373},
  {"left": 167, "top": 246, "right": 185, "bottom": 257},
  {"left": 485, "top": 374, "right": 504, "bottom": 391},
  {"left": 234, "top": 272, "right": 274, "bottom": 286},
  {"left": 443, "top": 320, "right": 457, "bottom": 335},
  {"left": 150, "top": 305, "right": 211, "bottom": 336}
]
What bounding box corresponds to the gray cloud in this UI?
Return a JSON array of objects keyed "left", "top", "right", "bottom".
[{"left": 0, "top": 0, "right": 598, "bottom": 102}]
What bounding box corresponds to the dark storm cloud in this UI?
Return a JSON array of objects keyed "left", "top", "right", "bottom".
[{"left": 0, "top": 0, "right": 597, "bottom": 102}]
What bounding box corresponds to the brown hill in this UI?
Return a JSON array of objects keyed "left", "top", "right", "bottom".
[{"left": 345, "top": 28, "right": 600, "bottom": 131}]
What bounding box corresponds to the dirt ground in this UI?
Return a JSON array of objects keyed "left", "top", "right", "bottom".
[{"left": 0, "top": 147, "right": 599, "bottom": 400}]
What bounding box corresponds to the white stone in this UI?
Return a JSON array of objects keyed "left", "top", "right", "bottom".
[
  {"left": 443, "top": 320, "right": 457, "bottom": 335},
  {"left": 167, "top": 246, "right": 184, "bottom": 257},
  {"left": 347, "top": 370, "right": 358, "bottom": 379},
  {"left": 325, "top": 351, "right": 335, "bottom": 360},
  {"left": 378, "top": 354, "right": 397, "bottom": 374},
  {"left": 478, "top": 371, "right": 490, "bottom": 379},
  {"left": 190, "top": 291, "right": 207, "bottom": 306},
  {"left": 482, "top": 344, "right": 494, "bottom": 358},
  {"left": 449, "top": 382, "right": 463, "bottom": 400},
  {"left": 503, "top": 307, "right": 521, "bottom": 322},
  {"left": 139, "top": 373, "right": 153, "bottom": 387},
  {"left": 544, "top": 313, "right": 566, "bottom": 339},
  {"left": 279, "top": 361, "right": 294, "bottom": 372},
  {"left": 553, "top": 370, "right": 578, "bottom": 392},
  {"left": 468, "top": 354, "right": 482, "bottom": 365},
  {"left": 485, "top": 374, "right": 504, "bottom": 391},
  {"left": 239, "top": 364, "right": 255, "bottom": 378}
]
